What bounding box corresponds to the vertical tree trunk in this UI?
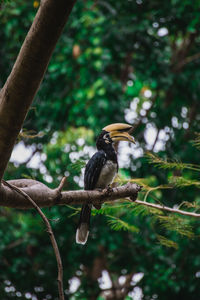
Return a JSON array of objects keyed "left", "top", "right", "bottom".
[{"left": 0, "top": 0, "right": 76, "bottom": 181}]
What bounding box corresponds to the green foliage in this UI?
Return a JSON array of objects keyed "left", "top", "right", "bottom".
[
  {"left": 107, "top": 215, "right": 139, "bottom": 233},
  {"left": 157, "top": 215, "right": 194, "bottom": 239},
  {"left": 147, "top": 152, "right": 200, "bottom": 172},
  {"left": 156, "top": 234, "right": 178, "bottom": 250},
  {"left": 169, "top": 176, "right": 200, "bottom": 188},
  {"left": 192, "top": 133, "right": 200, "bottom": 150},
  {"left": 2, "top": 0, "right": 200, "bottom": 299}
]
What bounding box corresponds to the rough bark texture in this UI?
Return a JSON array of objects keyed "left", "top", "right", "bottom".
[
  {"left": 0, "top": 180, "right": 142, "bottom": 209},
  {"left": 0, "top": 0, "right": 76, "bottom": 181}
]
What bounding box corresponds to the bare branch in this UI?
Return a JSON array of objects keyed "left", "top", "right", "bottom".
[
  {"left": 56, "top": 176, "right": 67, "bottom": 193},
  {"left": 175, "top": 52, "right": 200, "bottom": 71},
  {"left": 2, "top": 180, "right": 64, "bottom": 300},
  {"left": 151, "top": 129, "right": 160, "bottom": 151},
  {"left": 135, "top": 200, "right": 200, "bottom": 218}
]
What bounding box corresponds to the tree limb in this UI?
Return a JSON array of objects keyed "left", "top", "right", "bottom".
[
  {"left": 0, "top": 180, "right": 142, "bottom": 209},
  {"left": 135, "top": 199, "right": 200, "bottom": 218},
  {"left": 1, "top": 179, "right": 200, "bottom": 218}
]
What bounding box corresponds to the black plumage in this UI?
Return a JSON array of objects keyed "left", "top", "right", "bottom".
[
  {"left": 84, "top": 150, "right": 107, "bottom": 190},
  {"left": 76, "top": 123, "right": 135, "bottom": 245}
]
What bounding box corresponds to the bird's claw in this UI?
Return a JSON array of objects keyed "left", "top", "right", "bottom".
[{"left": 104, "top": 185, "right": 113, "bottom": 195}]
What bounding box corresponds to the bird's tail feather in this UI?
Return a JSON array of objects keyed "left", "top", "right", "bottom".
[{"left": 76, "top": 204, "right": 91, "bottom": 245}]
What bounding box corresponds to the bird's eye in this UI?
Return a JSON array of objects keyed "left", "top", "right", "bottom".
[{"left": 103, "top": 133, "right": 110, "bottom": 140}]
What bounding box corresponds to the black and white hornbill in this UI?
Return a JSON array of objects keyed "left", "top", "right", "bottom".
[{"left": 76, "top": 123, "right": 135, "bottom": 244}]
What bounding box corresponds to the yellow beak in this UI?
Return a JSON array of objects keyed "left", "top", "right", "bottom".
[
  {"left": 103, "top": 123, "right": 135, "bottom": 144},
  {"left": 110, "top": 131, "right": 136, "bottom": 143},
  {"left": 103, "top": 123, "right": 133, "bottom": 132}
]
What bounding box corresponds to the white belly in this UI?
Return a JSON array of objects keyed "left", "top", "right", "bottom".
[{"left": 95, "top": 160, "right": 117, "bottom": 189}]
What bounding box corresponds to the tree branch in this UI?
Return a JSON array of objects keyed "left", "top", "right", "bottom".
[
  {"left": 0, "top": 180, "right": 142, "bottom": 209},
  {"left": 151, "top": 128, "right": 160, "bottom": 152},
  {"left": 174, "top": 52, "right": 200, "bottom": 71},
  {"left": 135, "top": 200, "right": 200, "bottom": 218},
  {"left": 1, "top": 179, "right": 200, "bottom": 218},
  {"left": 2, "top": 180, "right": 65, "bottom": 300},
  {"left": 0, "top": 0, "right": 76, "bottom": 181}
]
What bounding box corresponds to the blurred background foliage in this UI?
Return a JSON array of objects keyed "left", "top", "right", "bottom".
[{"left": 1, "top": 0, "right": 200, "bottom": 299}]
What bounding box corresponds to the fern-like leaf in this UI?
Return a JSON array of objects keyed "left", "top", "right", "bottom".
[
  {"left": 91, "top": 205, "right": 126, "bottom": 216},
  {"left": 107, "top": 215, "right": 139, "bottom": 233},
  {"left": 156, "top": 234, "right": 178, "bottom": 249},
  {"left": 127, "top": 203, "right": 151, "bottom": 217},
  {"left": 146, "top": 152, "right": 200, "bottom": 172},
  {"left": 157, "top": 215, "right": 194, "bottom": 239},
  {"left": 192, "top": 133, "right": 200, "bottom": 150},
  {"left": 169, "top": 176, "right": 200, "bottom": 188},
  {"left": 69, "top": 159, "right": 85, "bottom": 172}
]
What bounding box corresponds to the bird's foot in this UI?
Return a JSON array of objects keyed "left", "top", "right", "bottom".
[
  {"left": 130, "top": 193, "right": 137, "bottom": 202},
  {"left": 103, "top": 185, "right": 113, "bottom": 195}
]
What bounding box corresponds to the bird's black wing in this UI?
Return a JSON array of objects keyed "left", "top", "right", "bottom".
[{"left": 84, "top": 150, "right": 106, "bottom": 190}]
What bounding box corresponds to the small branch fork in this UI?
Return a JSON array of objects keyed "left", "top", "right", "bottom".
[{"left": 2, "top": 179, "right": 65, "bottom": 300}]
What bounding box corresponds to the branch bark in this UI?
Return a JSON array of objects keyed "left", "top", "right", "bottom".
[
  {"left": 0, "top": 0, "right": 76, "bottom": 181},
  {"left": 135, "top": 200, "right": 200, "bottom": 218},
  {"left": 0, "top": 180, "right": 142, "bottom": 209}
]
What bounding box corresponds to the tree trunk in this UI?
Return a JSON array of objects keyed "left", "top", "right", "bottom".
[{"left": 0, "top": 0, "right": 76, "bottom": 181}]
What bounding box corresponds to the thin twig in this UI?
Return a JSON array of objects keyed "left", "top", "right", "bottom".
[
  {"left": 135, "top": 199, "right": 200, "bottom": 218},
  {"left": 2, "top": 180, "right": 65, "bottom": 300},
  {"left": 151, "top": 129, "right": 160, "bottom": 151},
  {"left": 175, "top": 52, "right": 200, "bottom": 71},
  {"left": 23, "top": 147, "right": 40, "bottom": 165},
  {"left": 57, "top": 176, "right": 67, "bottom": 192}
]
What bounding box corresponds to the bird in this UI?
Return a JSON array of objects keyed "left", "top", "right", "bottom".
[{"left": 76, "top": 123, "right": 135, "bottom": 244}]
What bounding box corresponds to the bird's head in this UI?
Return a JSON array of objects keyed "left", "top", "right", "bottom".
[{"left": 96, "top": 123, "right": 135, "bottom": 150}]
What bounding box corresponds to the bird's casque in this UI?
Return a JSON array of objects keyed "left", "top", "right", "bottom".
[{"left": 76, "top": 123, "right": 135, "bottom": 244}]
